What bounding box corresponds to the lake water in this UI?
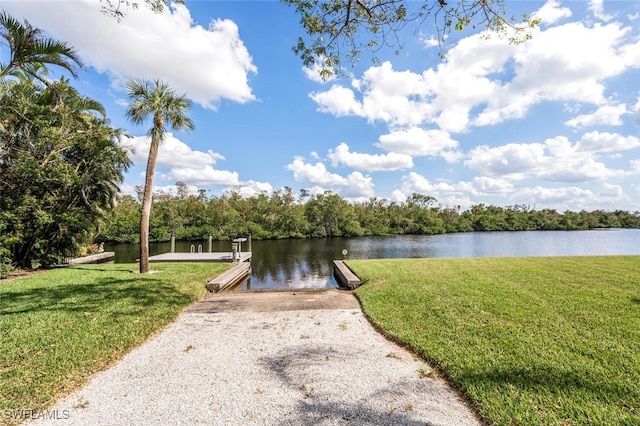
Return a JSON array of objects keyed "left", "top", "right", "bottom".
[{"left": 105, "top": 229, "right": 640, "bottom": 290}]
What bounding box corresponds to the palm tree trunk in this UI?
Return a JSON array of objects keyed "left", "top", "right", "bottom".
[{"left": 139, "top": 138, "right": 159, "bottom": 273}]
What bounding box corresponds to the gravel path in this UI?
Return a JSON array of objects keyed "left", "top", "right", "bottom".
[{"left": 30, "top": 290, "right": 481, "bottom": 426}]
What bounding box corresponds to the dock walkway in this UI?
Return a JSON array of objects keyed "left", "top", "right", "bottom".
[{"left": 148, "top": 252, "right": 252, "bottom": 263}]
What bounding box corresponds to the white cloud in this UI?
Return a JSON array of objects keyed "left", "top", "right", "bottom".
[
  {"left": 123, "top": 133, "right": 240, "bottom": 187},
  {"left": 466, "top": 143, "right": 547, "bottom": 178},
  {"left": 327, "top": 143, "right": 413, "bottom": 172},
  {"left": 475, "top": 21, "right": 631, "bottom": 127},
  {"left": 534, "top": 0, "right": 572, "bottom": 25},
  {"left": 399, "top": 172, "right": 473, "bottom": 197},
  {"left": 376, "top": 127, "right": 461, "bottom": 162},
  {"left": 229, "top": 180, "right": 274, "bottom": 198},
  {"left": 514, "top": 185, "right": 594, "bottom": 205},
  {"left": 311, "top": 14, "right": 637, "bottom": 134},
  {"left": 309, "top": 85, "right": 363, "bottom": 117},
  {"left": 390, "top": 189, "right": 407, "bottom": 203},
  {"left": 126, "top": 133, "right": 224, "bottom": 168},
  {"left": 565, "top": 104, "right": 627, "bottom": 127},
  {"left": 599, "top": 182, "right": 624, "bottom": 198},
  {"left": 473, "top": 177, "right": 514, "bottom": 194},
  {"left": 284, "top": 162, "right": 378, "bottom": 200},
  {"left": 3, "top": 0, "right": 257, "bottom": 109},
  {"left": 575, "top": 131, "right": 640, "bottom": 153},
  {"left": 153, "top": 183, "right": 200, "bottom": 196},
  {"left": 513, "top": 182, "right": 631, "bottom": 210},
  {"left": 166, "top": 166, "right": 239, "bottom": 186},
  {"left": 589, "top": 0, "right": 612, "bottom": 22},
  {"left": 391, "top": 173, "right": 478, "bottom": 208},
  {"left": 286, "top": 157, "right": 348, "bottom": 186},
  {"left": 420, "top": 35, "right": 440, "bottom": 48},
  {"left": 466, "top": 135, "right": 628, "bottom": 183},
  {"left": 341, "top": 172, "right": 375, "bottom": 200}
]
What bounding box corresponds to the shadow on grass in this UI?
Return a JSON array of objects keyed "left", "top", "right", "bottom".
[
  {"left": 632, "top": 296, "right": 640, "bottom": 305},
  {"left": 0, "top": 273, "right": 194, "bottom": 317}
]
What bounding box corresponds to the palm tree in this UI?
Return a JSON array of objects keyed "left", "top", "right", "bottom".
[
  {"left": 0, "top": 11, "right": 84, "bottom": 81},
  {"left": 125, "top": 79, "right": 194, "bottom": 273}
]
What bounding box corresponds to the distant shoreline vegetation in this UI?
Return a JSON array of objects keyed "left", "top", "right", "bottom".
[{"left": 99, "top": 187, "right": 640, "bottom": 244}]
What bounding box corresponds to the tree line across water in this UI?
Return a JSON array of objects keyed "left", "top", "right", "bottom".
[{"left": 100, "top": 185, "right": 640, "bottom": 244}]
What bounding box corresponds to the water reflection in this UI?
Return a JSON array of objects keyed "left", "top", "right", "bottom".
[{"left": 105, "top": 229, "right": 640, "bottom": 290}]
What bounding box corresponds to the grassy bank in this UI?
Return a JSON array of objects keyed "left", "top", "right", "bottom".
[
  {"left": 0, "top": 263, "right": 228, "bottom": 423},
  {"left": 350, "top": 256, "right": 640, "bottom": 425}
]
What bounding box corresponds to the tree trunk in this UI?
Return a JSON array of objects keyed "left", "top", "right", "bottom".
[{"left": 139, "top": 137, "right": 159, "bottom": 273}]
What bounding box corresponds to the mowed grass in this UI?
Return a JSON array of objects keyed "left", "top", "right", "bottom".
[
  {"left": 350, "top": 256, "right": 640, "bottom": 425},
  {"left": 0, "top": 263, "right": 228, "bottom": 422}
]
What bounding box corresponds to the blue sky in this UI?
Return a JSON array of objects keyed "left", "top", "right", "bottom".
[{"left": 3, "top": 0, "right": 640, "bottom": 211}]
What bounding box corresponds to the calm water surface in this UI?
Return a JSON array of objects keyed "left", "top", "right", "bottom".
[{"left": 105, "top": 229, "right": 640, "bottom": 290}]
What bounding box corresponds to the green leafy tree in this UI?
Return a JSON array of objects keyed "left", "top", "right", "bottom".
[
  {"left": 305, "top": 191, "right": 361, "bottom": 237},
  {"left": 0, "top": 79, "right": 131, "bottom": 268},
  {"left": 282, "top": 0, "right": 539, "bottom": 79},
  {"left": 125, "top": 79, "right": 194, "bottom": 273}
]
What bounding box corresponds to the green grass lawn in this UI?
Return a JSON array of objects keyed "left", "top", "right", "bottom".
[
  {"left": 0, "top": 263, "right": 228, "bottom": 423},
  {"left": 350, "top": 256, "right": 640, "bottom": 425}
]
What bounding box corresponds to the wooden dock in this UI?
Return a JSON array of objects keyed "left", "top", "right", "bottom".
[
  {"left": 333, "top": 260, "right": 362, "bottom": 289},
  {"left": 148, "top": 252, "right": 252, "bottom": 263}
]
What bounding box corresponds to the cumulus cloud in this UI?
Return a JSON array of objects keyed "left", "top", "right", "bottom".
[
  {"left": 286, "top": 157, "right": 348, "bottom": 186},
  {"left": 376, "top": 127, "right": 461, "bottom": 162},
  {"left": 466, "top": 143, "right": 547, "bottom": 178},
  {"left": 565, "top": 104, "right": 627, "bottom": 127},
  {"left": 165, "top": 166, "right": 239, "bottom": 186},
  {"left": 466, "top": 135, "right": 628, "bottom": 183},
  {"left": 514, "top": 185, "right": 594, "bottom": 205},
  {"left": 473, "top": 176, "right": 514, "bottom": 194},
  {"left": 126, "top": 133, "right": 224, "bottom": 168},
  {"left": 153, "top": 183, "right": 200, "bottom": 196},
  {"left": 390, "top": 189, "right": 407, "bottom": 203},
  {"left": 309, "top": 85, "right": 363, "bottom": 117},
  {"left": 341, "top": 172, "right": 375, "bottom": 200},
  {"left": 311, "top": 10, "right": 637, "bottom": 134},
  {"left": 514, "top": 182, "right": 631, "bottom": 210},
  {"left": 228, "top": 180, "right": 274, "bottom": 198},
  {"left": 284, "top": 158, "right": 373, "bottom": 200},
  {"left": 3, "top": 0, "right": 257, "bottom": 109},
  {"left": 575, "top": 131, "right": 640, "bottom": 153},
  {"left": 124, "top": 133, "right": 241, "bottom": 187},
  {"left": 327, "top": 143, "right": 413, "bottom": 172},
  {"left": 534, "top": 0, "right": 572, "bottom": 25},
  {"left": 399, "top": 172, "right": 474, "bottom": 197}
]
